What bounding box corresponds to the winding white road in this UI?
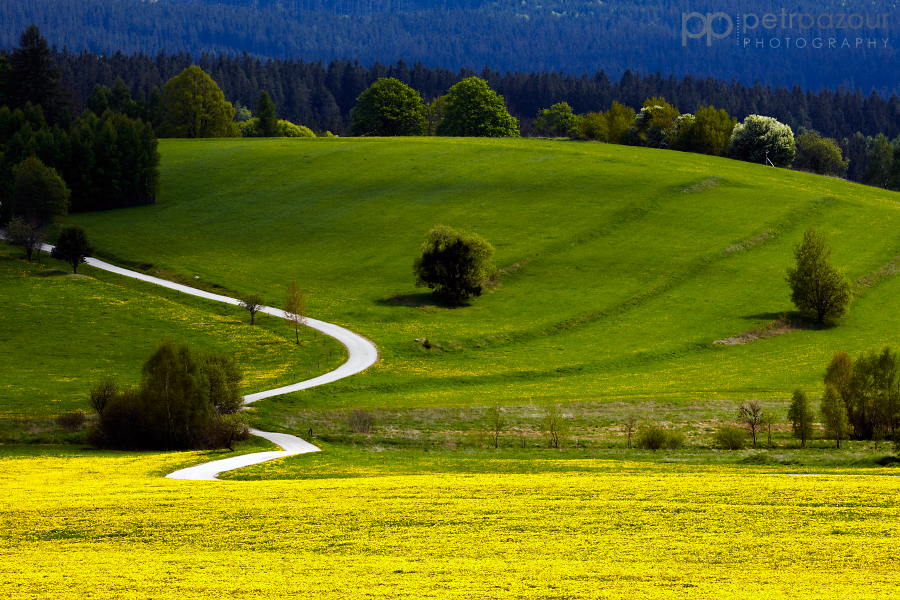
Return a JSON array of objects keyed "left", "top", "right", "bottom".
[{"left": 6, "top": 237, "right": 379, "bottom": 480}]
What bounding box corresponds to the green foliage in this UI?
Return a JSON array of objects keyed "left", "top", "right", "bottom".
[
  {"left": 50, "top": 224, "right": 93, "bottom": 273},
  {"left": 713, "top": 425, "right": 746, "bottom": 450},
  {"left": 635, "top": 423, "right": 679, "bottom": 450},
  {"left": 847, "top": 347, "right": 900, "bottom": 440},
  {"left": 793, "top": 130, "right": 849, "bottom": 177},
  {"left": 413, "top": 224, "right": 495, "bottom": 304},
  {"left": 436, "top": 77, "right": 519, "bottom": 137},
  {"left": 728, "top": 115, "right": 796, "bottom": 167},
  {"left": 256, "top": 91, "right": 278, "bottom": 137},
  {"left": 672, "top": 106, "right": 737, "bottom": 156},
  {"left": 349, "top": 78, "right": 427, "bottom": 136},
  {"left": 626, "top": 97, "right": 680, "bottom": 148},
  {"left": 820, "top": 385, "right": 852, "bottom": 448},
  {"left": 605, "top": 102, "right": 637, "bottom": 144},
  {"left": 278, "top": 120, "right": 314, "bottom": 137},
  {"left": 534, "top": 102, "right": 579, "bottom": 138},
  {"left": 785, "top": 227, "right": 851, "bottom": 324},
  {"left": 8, "top": 155, "right": 69, "bottom": 225},
  {"left": 239, "top": 118, "right": 314, "bottom": 138},
  {"left": 575, "top": 111, "right": 607, "bottom": 141},
  {"left": 161, "top": 66, "right": 237, "bottom": 138},
  {"left": 862, "top": 133, "right": 894, "bottom": 188},
  {"left": 88, "top": 340, "right": 249, "bottom": 450},
  {"left": 487, "top": 404, "right": 506, "bottom": 449},
  {"left": 787, "top": 389, "right": 815, "bottom": 447}
]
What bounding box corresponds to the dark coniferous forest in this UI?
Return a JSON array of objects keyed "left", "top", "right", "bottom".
[{"left": 1, "top": 0, "right": 898, "bottom": 93}]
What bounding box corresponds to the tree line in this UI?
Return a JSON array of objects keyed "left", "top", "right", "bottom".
[
  {"left": 34, "top": 47, "right": 900, "bottom": 180},
  {"left": 0, "top": 25, "right": 161, "bottom": 240},
  {"left": 2, "top": 0, "right": 897, "bottom": 95}
]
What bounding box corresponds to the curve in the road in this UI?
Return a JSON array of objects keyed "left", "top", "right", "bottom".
[{"left": 7, "top": 237, "right": 379, "bottom": 480}]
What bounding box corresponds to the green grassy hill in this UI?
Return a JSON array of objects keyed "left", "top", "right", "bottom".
[
  {"left": 0, "top": 245, "right": 337, "bottom": 417},
  {"left": 59, "top": 137, "right": 900, "bottom": 412}
]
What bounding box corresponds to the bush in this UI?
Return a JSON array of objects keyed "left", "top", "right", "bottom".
[
  {"left": 665, "top": 430, "right": 685, "bottom": 450},
  {"left": 55, "top": 411, "right": 86, "bottom": 431},
  {"left": 413, "top": 225, "right": 496, "bottom": 304},
  {"left": 87, "top": 340, "right": 246, "bottom": 450},
  {"left": 349, "top": 409, "right": 375, "bottom": 434},
  {"left": 793, "top": 130, "right": 849, "bottom": 177},
  {"left": 635, "top": 424, "right": 670, "bottom": 450},
  {"left": 714, "top": 425, "right": 746, "bottom": 450}
]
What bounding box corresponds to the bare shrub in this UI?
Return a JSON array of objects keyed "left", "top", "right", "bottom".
[
  {"left": 349, "top": 410, "right": 375, "bottom": 434},
  {"left": 56, "top": 411, "right": 86, "bottom": 431}
]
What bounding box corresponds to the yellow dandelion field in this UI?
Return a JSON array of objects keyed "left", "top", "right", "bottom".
[{"left": 2, "top": 450, "right": 900, "bottom": 599}]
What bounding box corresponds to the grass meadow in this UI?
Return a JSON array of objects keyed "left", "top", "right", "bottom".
[
  {"left": 4, "top": 137, "right": 900, "bottom": 596},
  {"left": 59, "top": 137, "right": 900, "bottom": 414}
]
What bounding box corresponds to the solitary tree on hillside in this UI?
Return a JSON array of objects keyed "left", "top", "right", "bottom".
[
  {"left": 51, "top": 225, "right": 93, "bottom": 273},
  {"left": 349, "top": 77, "right": 427, "bottom": 136},
  {"left": 284, "top": 280, "right": 307, "bottom": 344},
  {"left": 413, "top": 225, "right": 495, "bottom": 304},
  {"left": 785, "top": 228, "right": 851, "bottom": 324},
  {"left": 787, "top": 389, "right": 815, "bottom": 448},
  {"left": 238, "top": 293, "right": 265, "bottom": 325}
]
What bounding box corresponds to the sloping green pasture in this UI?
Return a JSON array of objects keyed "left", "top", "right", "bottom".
[
  {"left": 0, "top": 246, "right": 331, "bottom": 416},
  {"left": 60, "top": 137, "right": 900, "bottom": 412}
]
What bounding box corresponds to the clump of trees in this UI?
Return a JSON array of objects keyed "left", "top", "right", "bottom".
[
  {"left": 785, "top": 228, "right": 851, "bottom": 324},
  {"left": 0, "top": 27, "right": 160, "bottom": 218},
  {"left": 88, "top": 340, "right": 248, "bottom": 450},
  {"left": 413, "top": 225, "right": 496, "bottom": 304},
  {"left": 823, "top": 347, "right": 900, "bottom": 442}
]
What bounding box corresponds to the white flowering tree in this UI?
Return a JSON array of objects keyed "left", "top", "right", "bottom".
[{"left": 727, "top": 115, "right": 795, "bottom": 167}]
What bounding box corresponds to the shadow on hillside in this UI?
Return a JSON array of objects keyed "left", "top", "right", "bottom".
[{"left": 377, "top": 292, "right": 471, "bottom": 309}]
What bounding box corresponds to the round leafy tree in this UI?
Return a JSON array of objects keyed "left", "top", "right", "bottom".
[
  {"left": 436, "top": 77, "right": 519, "bottom": 137},
  {"left": 413, "top": 225, "right": 495, "bottom": 304},
  {"left": 793, "top": 130, "right": 849, "bottom": 176},
  {"left": 349, "top": 78, "right": 427, "bottom": 136},
  {"left": 161, "top": 66, "right": 237, "bottom": 138},
  {"left": 534, "top": 102, "right": 579, "bottom": 137},
  {"left": 51, "top": 224, "right": 93, "bottom": 273},
  {"left": 785, "top": 227, "right": 851, "bottom": 324},
  {"left": 8, "top": 155, "right": 69, "bottom": 225},
  {"left": 728, "top": 114, "right": 795, "bottom": 167}
]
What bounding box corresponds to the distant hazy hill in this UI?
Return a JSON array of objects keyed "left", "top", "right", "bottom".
[{"left": 2, "top": 0, "right": 898, "bottom": 93}]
